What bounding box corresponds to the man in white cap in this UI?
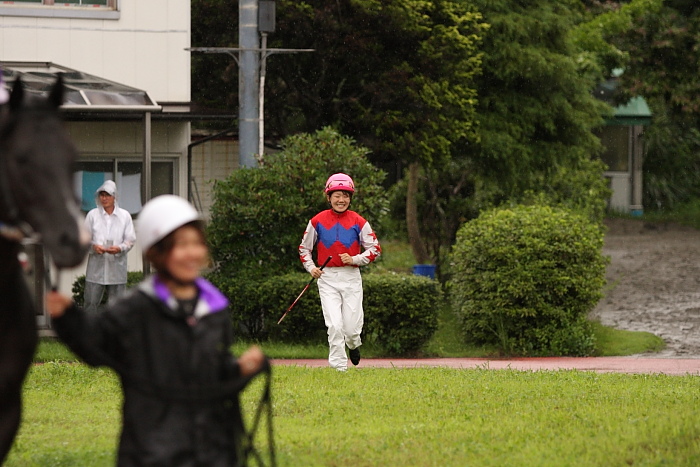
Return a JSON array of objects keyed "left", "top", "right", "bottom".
[{"left": 83, "top": 180, "right": 136, "bottom": 312}]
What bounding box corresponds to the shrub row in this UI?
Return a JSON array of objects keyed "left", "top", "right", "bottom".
[
  {"left": 71, "top": 271, "right": 145, "bottom": 305},
  {"left": 211, "top": 271, "right": 441, "bottom": 356},
  {"left": 72, "top": 271, "right": 441, "bottom": 356}
]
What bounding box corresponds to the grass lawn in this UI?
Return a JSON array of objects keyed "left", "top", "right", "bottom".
[
  {"left": 6, "top": 235, "right": 678, "bottom": 465},
  {"left": 7, "top": 361, "right": 700, "bottom": 466}
]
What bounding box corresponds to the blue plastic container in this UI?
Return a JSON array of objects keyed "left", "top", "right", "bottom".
[{"left": 412, "top": 264, "right": 436, "bottom": 279}]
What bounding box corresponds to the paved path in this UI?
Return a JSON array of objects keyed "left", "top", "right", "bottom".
[{"left": 271, "top": 357, "right": 700, "bottom": 376}]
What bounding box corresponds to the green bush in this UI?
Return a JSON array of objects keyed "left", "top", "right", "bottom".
[
  {"left": 448, "top": 204, "right": 608, "bottom": 357},
  {"left": 363, "top": 273, "right": 441, "bottom": 356},
  {"left": 207, "top": 127, "right": 389, "bottom": 281},
  {"left": 71, "top": 271, "right": 145, "bottom": 305},
  {"left": 210, "top": 271, "right": 440, "bottom": 356}
]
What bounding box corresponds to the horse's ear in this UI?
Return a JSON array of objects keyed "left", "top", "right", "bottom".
[
  {"left": 48, "top": 74, "right": 65, "bottom": 109},
  {"left": 9, "top": 77, "right": 24, "bottom": 111}
]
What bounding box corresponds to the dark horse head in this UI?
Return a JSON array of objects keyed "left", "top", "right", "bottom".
[{"left": 0, "top": 76, "right": 89, "bottom": 268}]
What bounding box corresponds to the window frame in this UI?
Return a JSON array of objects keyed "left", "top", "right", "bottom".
[
  {"left": 0, "top": 0, "right": 119, "bottom": 20},
  {"left": 73, "top": 157, "right": 176, "bottom": 218}
]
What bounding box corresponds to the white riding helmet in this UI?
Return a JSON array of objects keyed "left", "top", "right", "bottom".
[{"left": 137, "top": 195, "right": 202, "bottom": 252}]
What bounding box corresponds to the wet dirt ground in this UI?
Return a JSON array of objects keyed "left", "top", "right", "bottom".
[{"left": 589, "top": 218, "right": 700, "bottom": 358}]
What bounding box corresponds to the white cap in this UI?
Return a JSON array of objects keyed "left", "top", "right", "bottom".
[{"left": 137, "top": 195, "right": 202, "bottom": 252}]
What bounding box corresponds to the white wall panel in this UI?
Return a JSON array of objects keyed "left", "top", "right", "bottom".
[
  {"left": 1, "top": 0, "right": 191, "bottom": 102},
  {"left": 166, "top": 33, "right": 191, "bottom": 101},
  {"left": 102, "top": 29, "right": 136, "bottom": 85},
  {"left": 68, "top": 28, "right": 105, "bottom": 74},
  {"left": 1, "top": 16, "right": 39, "bottom": 59},
  {"left": 134, "top": 32, "right": 169, "bottom": 100},
  {"left": 36, "top": 27, "right": 72, "bottom": 64},
  {"left": 135, "top": 0, "right": 169, "bottom": 31}
]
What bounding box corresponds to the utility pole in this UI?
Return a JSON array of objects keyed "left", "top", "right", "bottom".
[
  {"left": 188, "top": 1, "right": 312, "bottom": 168},
  {"left": 238, "top": 0, "right": 260, "bottom": 168}
]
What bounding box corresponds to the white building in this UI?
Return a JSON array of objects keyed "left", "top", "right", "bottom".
[{"left": 1, "top": 1, "right": 231, "bottom": 325}]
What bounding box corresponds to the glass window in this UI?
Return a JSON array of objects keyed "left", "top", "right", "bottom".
[
  {"left": 0, "top": 0, "right": 118, "bottom": 19},
  {"left": 596, "top": 126, "right": 629, "bottom": 172},
  {"left": 73, "top": 160, "right": 174, "bottom": 217}
]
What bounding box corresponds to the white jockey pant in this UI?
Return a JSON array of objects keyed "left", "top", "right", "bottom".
[{"left": 317, "top": 267, "right": 363, "bottom": 371}]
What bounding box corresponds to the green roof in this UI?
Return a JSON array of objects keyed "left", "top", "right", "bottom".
[{"left": 607, "top": 96, "right": 652, "bottom": 126}]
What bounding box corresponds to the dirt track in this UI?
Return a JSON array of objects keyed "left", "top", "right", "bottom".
[{"left": 589, "top": 218, "right": 700, "bottom": 358}]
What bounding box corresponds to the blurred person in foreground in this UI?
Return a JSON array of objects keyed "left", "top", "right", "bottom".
[{"left": 47, "top": 195, "right": 267, "bottom": 466}]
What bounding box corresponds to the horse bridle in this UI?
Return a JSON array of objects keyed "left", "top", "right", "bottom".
[
  {"left": 0, "top": 127, "right": 27, "bottom": 242},
  {"left": 0, "top": 110, "right": 59, "bottom": 292},
  {"left": 0, "top": 138, "right": 37, "bottom": 243}
]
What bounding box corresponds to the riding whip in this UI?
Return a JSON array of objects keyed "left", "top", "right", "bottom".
[{"left": 277, "top": 256, "right": 332, "bottom": 325}]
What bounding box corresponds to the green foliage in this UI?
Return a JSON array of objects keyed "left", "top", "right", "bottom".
[
  {"left": 589, "top": 320, "right": 665, "bottom": 357},
  {"left": 615, "top": 2, "right": 700, "bottom": 115},
  {"left": 469, "top": 0, "right": 610, "bottom": 209},
  {"left": 190, "top": 0, "right": 238, "bottom": 128},
  {"left": 388, "top": 159, "right": 482, "bottom": 278},
  {"left": 608, "top": 2, "right": 700, "bottom": 210},
  {"left": 571, "top": 0, "right": 663, "bottom": 82},
  {"left": 518, "top": 154, "right": 612, "bottom": 225},
  {"left": 363, "top": 273, "right": 441, "bottom": 356},
  {"left": 193, "top": 0, "right": 487, "bottom": 171},
  {"left": 71, "top": 272, "right": 144, "bottom": 305},
  {"left": 210, "top": 271, "right": 440, "bottom": 356},
  {"left": 207, "top": 127, "right": 388, "bottom": 280},
  {"left": 449, "top": 204, "right": 609, "bottom": 356},
  {"left": 641, "top": 114, "right": 700, "bottom": 209},
  {"left": 641, "top": 198, "right": 700, "bottom": 231},
  {"left": 380, "top": 1, "right": 613, "bottom": 269},
  {"left": 209, "top": 271, "right": 327, "bottom": 344}
]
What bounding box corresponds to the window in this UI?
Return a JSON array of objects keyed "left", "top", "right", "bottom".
[
  {"left": 74, "top": 160, "right": 174, "bottom": 217},
  {"left": 596, "top": 126, "right": 629, "bottom": 172},
  {"left": 0, "top": 0, "right": 119, "bottom": 19}
]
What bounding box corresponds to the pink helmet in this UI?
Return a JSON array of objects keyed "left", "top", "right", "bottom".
[{"left": 324, "top": 173, "right": 355, "bottom": 194}]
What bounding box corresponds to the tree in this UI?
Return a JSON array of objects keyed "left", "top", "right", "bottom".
[
  {"left": 192, "top": 1, "right": 613, "bottom": 269},
  {"left": 467, "top": 0, "right": 610, "bottom": 209},
  {"left": 391, "top": 0, "right": 615, "bottom": 276},
  {"left": 192, "top": 0, "right": 487, "bottom": 265},
  {"left": 613, "top": 2, "right": 700, "bottom": 208},
  {"left": 207, "top": 127, "right": 388, "bottom": 280},
  {"left": 190, "top": 0, "right": 239, "bottom": 119}
]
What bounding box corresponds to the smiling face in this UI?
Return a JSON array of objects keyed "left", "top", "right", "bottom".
[
  {"left": 163, "top": 225, "right": 209, "bottom": 284},
  {"left": 327, "top": 190, "right": 352, "bottom": 213}
]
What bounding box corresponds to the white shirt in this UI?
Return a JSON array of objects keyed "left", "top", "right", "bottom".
[{"left": 84, "top": 205, "right": 136, "bottom": 285}]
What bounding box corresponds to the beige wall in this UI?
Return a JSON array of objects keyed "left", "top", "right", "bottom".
[{"left": 190, "top": 137, "right": 240, "bottom": 218}]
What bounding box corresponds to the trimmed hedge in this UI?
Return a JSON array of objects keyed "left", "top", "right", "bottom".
[
  {"left": 72, "top": 270, "right": 440, "bottom": 356},
  {"left": 448, "top": 204, "right": 608, "bottom": 357},
  {"left": 71, "top": 271, "right": 145, "bottom": 305},
  {"left": 211, "top": 271, "right": 441, "bottom": 356}
]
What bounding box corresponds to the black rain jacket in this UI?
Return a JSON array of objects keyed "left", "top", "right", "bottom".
[{"left": 53, "top": 276, "right": 251, "bottom": 466}]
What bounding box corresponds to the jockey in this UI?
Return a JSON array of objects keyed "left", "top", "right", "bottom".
[{"left": 299, "top": 173, "right": 381, "bottom": 372}]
